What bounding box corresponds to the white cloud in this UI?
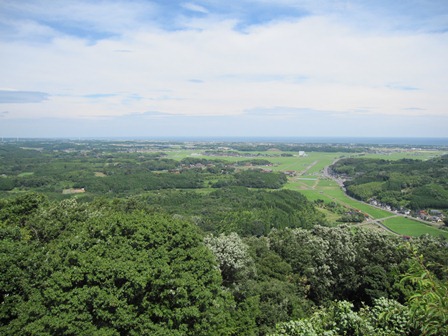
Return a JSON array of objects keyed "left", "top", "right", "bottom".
[{"left": 0, "top": 1, "right": 447, "bottom": 138}]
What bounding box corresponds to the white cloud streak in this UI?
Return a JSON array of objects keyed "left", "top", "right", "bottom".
[{"left": 182, "top": 2, "right": 209, "bottom": 14}]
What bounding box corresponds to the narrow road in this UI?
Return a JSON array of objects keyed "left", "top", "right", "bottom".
[{"left": 364, "top": 216, "right": 401, "bottom": 235}]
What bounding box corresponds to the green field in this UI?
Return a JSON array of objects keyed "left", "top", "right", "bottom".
[
  {"left": 382, "top": 217, "right": 448, "bottom": 238},
  {"left": 317, "top": 179, "right": 337, "bottom": 187}
]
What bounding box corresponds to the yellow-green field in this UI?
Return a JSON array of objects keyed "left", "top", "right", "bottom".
[{"left": 382, "top": 217, "right": 448, "bottom": 238}]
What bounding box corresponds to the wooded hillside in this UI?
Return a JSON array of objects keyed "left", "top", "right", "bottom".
[{"left": 1, "top": 193, "right": 447, "bottom": 335}]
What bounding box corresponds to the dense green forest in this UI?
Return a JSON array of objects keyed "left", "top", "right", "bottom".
[
  {"left": 1, "top": 193, "right": 447, "bottom": 335},
  {"left": 1, "top": 141, "right": 448, "bottom": 335},
  {"left": 118, "top": 188, "right": 324, "bottom": 236},
  {"left": 331, "top": 155, "right": 448, "bottom": 210}
]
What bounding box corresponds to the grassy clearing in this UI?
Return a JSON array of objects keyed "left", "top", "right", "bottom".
[
  {"left": 17, "top": 172, "right": 34, "bottom": 177},
  {"left": 382, "top": 217, "right": 448, "bottom": 238},
  {"left": 316, "top": 208, "right": 340, "bottom": 226}
]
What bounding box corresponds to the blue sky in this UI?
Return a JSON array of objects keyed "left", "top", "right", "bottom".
[{"left": 1, "top": 0, "right": 447, "bottom": 138}]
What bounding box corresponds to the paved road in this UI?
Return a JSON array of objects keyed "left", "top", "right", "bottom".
[{"left": 323, "top": 159, "right": 345, "bottom": 188}]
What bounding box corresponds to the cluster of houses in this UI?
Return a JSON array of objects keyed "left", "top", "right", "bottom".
[
  {"left": 417, "top": 209, "right": 445, "bottom": 223},
  {"left": 369, "top": 198, "right": 445, "bottom": 223},
  {"left": 369, "top": 199, "right": 396, "bottom": 212},
  {"left": 168, "top": 162, "right": 224, "bottom": 174}
]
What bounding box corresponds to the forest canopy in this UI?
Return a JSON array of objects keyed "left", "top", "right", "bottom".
[
  {"left": 1, "top": 193, "right": 447, "bottom": 335},
  {"left": 1, "top": 141, "right": 447, "bottom": 335}
]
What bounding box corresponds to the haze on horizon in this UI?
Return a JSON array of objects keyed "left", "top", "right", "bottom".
[{"left": 0, "top": 0, "right": 447, "bottom": 138}]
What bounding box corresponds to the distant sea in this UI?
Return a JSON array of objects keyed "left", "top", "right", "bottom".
[
  {"left": 6, "top": 137, "right": 448, "bottom": 146},
  {"left": 116, "top": 136, "right": 448, "bottom": 146}
]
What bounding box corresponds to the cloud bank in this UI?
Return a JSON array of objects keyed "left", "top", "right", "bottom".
[{"left": 0, "top": 0, "right": 447, "bottom": 137}]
